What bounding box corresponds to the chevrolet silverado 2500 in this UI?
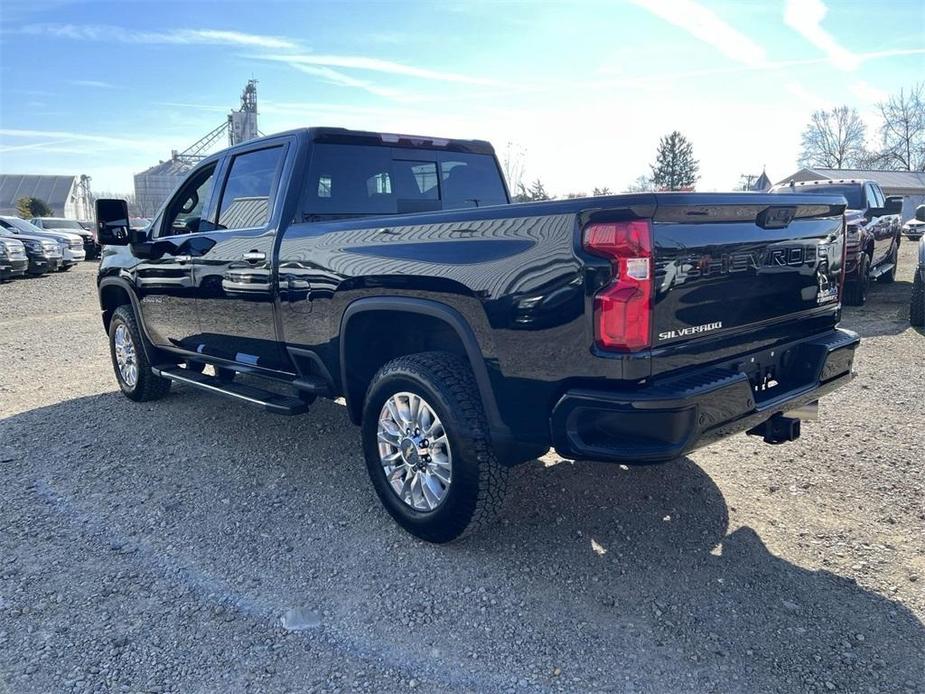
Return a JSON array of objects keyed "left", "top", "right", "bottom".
[{"left": 95, "top": 128, "right": 859, "bottom": 542}]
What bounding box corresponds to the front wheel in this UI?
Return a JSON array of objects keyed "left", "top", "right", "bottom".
[
  {"left": 361, "top": 352, "right": 508, "bottom": 543},
  {"left": 911, "top": 272, "right": 925, "bottom": 327},
  {"left": 108, "top": 305, "right": 171, "bottom": 402}
]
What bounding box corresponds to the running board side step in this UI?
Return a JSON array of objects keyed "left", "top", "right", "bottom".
[
  {"left": 152, "top": 367, "right": 310, "bottom": 415},
  {"left": 869, "top": 262, "right": 895, "bottom": 278}
]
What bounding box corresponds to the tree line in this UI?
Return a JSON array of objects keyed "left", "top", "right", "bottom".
[
  {"left": 799, "top": 83, "right": 924, "bottom": 170},
  {"left": 509, "top": 81, "right": 923, "bottom": 201},
  {"left": 511, "top": 129, "right": 700, "bottom": 201}
]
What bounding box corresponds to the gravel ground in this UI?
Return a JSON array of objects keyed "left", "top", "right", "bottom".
[{"left": 1, "top": 247, "right": 923, "bottom": 694}]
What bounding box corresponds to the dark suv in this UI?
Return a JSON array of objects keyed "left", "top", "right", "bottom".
[{"left": 771, "top": 179, "right": 902, "bottom": 305}]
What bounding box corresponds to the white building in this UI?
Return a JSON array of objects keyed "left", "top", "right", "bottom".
[{"left": 0, "top": 174, "right": 93, "bottom": 219}]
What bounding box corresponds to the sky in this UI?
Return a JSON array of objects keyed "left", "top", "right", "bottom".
[{"left": 0, "top": 0, "right": 923, "bottom": 196}]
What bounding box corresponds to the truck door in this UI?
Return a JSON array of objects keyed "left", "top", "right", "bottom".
[
  {"left": 190, "top": 142, "right": 291, "bottom": 373},
  {"left": 135, "top": 162, "right": 218, "bottom": 351},
  {"left": 864, "top": 183, "right": 890, "bottom": 265}
]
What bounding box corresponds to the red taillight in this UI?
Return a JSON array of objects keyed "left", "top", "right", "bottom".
[{"left": 583, "top": 220, "right": 653, "bottom": 351}]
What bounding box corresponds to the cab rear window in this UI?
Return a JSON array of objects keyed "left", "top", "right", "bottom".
[{"left": 303, "top": 144, "right": 507, "bottom": 219}]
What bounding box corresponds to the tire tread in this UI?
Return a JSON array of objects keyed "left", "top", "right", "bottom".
[{"left": 364, "top": 352, "right": 508, "bottom": 542}]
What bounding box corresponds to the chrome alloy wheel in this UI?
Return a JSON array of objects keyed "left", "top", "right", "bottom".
[
  {"left": 377, "top": 392, "right": 452, "bottom": 512},
  {"left": 113, "top": 323, "right": 138, "bottom": 388}
]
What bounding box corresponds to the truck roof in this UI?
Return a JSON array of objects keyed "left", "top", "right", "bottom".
[
  {"left": 228, "top": 127, "right": 496, "bottom": 156},
  {"left": 772, "top": 178, "right": 874, "bottom": 190}
]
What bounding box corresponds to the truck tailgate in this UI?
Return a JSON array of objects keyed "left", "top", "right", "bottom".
[{"left": 650, "top": 194, "right": 846, "bottom": 363}]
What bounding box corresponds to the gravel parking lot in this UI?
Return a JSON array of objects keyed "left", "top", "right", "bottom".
[{"left": 1, "top": 247, "right": 923, "bottom": 694}]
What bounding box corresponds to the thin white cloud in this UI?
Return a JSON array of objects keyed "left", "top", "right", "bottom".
[
  {"left": 260, "top": 53, "right": 499, "bottom": 86},
  {"left": 22, "top": 23, "right": 298, "bottom": 50},
  {"left": 288, "top": 64, "right": 407, "bottom": 100},
  {"left": 626, "top": 0, "right": 767, "bottom": 68},
  {"left": 69, "top": 79, "right": 116, "bottom": 89},
  {"left": 0, "top": 128, "right": 138, "bottom": 147},
  {"left": 783, "top": 0, "right": 860, "bottom": 71}
]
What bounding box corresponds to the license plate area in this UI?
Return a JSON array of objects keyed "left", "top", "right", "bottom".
[{"left": 736, "top": 346, "right": 811, "bottom": 405}]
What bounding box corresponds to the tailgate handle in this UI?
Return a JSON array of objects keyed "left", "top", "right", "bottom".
[{"left": 757, "top": 206, "right": 796, "bottom": 229}]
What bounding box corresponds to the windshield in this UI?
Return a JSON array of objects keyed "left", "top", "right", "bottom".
[
  {"left": 0, "top": 217, "right": 43, "bottom": 234},
  {"left": 42, "top": 218, "right": 84, "bottom": 230},
  {"left": 775, "top": 184, "right": 863, "bottom": 209}
]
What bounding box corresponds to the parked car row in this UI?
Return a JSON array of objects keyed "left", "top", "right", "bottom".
[
  {"left": 0, "top": 215, "right": 94, "bottom": 283},
  {"left": 29, "top": 216, "right": 101, "bottom": 259}
]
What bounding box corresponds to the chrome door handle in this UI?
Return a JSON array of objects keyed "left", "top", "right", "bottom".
[
  {"left": 243, "top": 251, "right": 266, "bottom": 263},
  {"left": 174, "top": 254, "right": 191, "bottom": 264}
]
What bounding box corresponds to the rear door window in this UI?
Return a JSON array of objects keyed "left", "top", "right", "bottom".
[{"left": 216, "top": 146, "right": 285, "bottom": 230}]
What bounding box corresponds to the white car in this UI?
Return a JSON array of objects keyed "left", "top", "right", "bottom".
[
  {"left": 30, "top": 216, "right": 100, "bottom": 259},
  {"left": 0, "top": 216, "right": 86, "bottom": 269},
  {"left": 903, "top": 218, "right": 924, "bottom": 240}
]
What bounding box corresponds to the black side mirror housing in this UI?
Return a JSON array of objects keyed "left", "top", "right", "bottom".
[
  {"left": 916, "top": 204, "right": 925, "bottom": 223},
  {"left": 95, "top": 199, "right": 131, "bottom": 246},
  {"left": 884, "top": 196, "right": 903, "bottom": 216}
]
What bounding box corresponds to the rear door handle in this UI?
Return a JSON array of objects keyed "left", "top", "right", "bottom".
[{"left": 243, "top": 251, "right": 266, "bottom": 263}]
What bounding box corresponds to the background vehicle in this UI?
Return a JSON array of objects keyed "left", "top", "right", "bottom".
[
  {"left": 0, "top": 227, "right": 62, "bottom": 275},
  {"left": 770, "top": 179, "right": 902, "bottom": 306},
  {"left": 903, "top": 217, "right": 924, "bottom": 241},
  {"left": 911, "top": 205, "right": 925, "bottom": 327},
  {"left": 0, "top": 216, "right": 86, "bottom": 270},
  {"left": 95, "top": 127, "right": 859, "bottom": 542},
  {"left": 0, "top": 236, "right": 28, "bottom": 282},
  {"left": 30, "top": 216, "right": 101, "bottom": 259}
]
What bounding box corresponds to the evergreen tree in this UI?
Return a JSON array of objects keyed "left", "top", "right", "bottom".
[
  {"left": 650, "top": 131, "right": 699, "bottom": 191},
  {"left": 16, "top": 196, "right": 53, "bottom": 219},
  {"left": 516, "top": 179, "right": 552, "bottom": 202}
]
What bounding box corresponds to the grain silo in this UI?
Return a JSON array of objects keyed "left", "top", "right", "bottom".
[{"left": 133, "top": 80, "right": 261, "bottom": 216}]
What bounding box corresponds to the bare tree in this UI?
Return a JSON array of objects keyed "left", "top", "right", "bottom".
[
  {"left": 876, "top": 83, "right": 925, "bottom": 171},
  {"left": 624, "top": 175, "right": 652, "bottom": 193},
  {"left": 799, "top": 106, "right": 867, "bottom": 169},
  {"left": 592, "top": 186, "right": 613, "bottom": 196},
  {"left": 500, "top": 141, "right": 527, "bottom": 196}
]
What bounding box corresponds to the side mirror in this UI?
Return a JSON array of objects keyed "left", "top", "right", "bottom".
[
  {"left": 884, "top": 196, "right": 903, "bottom": 215},
  {"left": 95, "top": 198, "right": 131, "bottom": 246},
  {"left": 916, "top": 204, "right": 925, "bottom": 223}
]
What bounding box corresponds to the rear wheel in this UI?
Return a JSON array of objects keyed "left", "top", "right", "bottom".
[
  {"left": 109, "top": 305, "right": 171, "bottom": 402},
  {"left": 844, "top": 253, "right": 870, "bottom": 306},
  {"left": 911, "top": 272, "right": 925, "bottom": 327},
  {"left": 878, "top": 243, "right": 898, "bottom": 283},
  {"left": 361, "top": 352, "right": 507, "bottom": 543}
]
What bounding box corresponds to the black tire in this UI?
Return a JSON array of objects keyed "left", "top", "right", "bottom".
[
  {"left": 878, "top": 243, "right": 898, "bottom": 283},
  {"left": 108, "top": 305, "right": 171, "bottom": 402},
  {"left": 844, "top": 253, "right": 870, "bottom": 306},
  {"left": 911, "top": 272, "right": 925, "bottom": 327},
  {"left": 361, "top": 352, "right": 508, "bottom": 543}
]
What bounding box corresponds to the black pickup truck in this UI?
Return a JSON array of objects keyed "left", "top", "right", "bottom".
[
  {"left": 95, "top": 127, "right": 859, "bottom": 542},
  {"left": 770, "top": 178, "right": 903, "bottom": 306}
]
